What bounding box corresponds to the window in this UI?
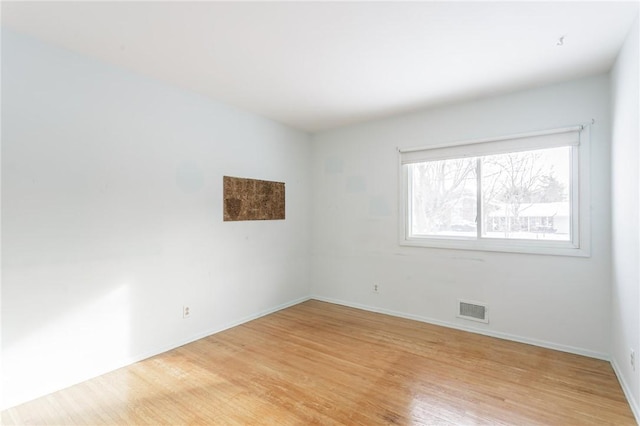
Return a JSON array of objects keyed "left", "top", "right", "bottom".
[{"left": 399, "top": 126, "right": 590, "bottom": 256}]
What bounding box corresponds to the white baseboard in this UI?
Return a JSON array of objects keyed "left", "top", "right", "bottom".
[
  {"left": 2, "top": 295, "right": 311, "bottom": 411},
  {"left": 310, "top": 295, "right": 609, "bottom": 361},
  {"left": 5, "top": 294, "right": 625, "bottom": 414},
  {"left": 129, "top": 295, "right": 312, "bottom": 364},
  {"left": 611, "top": 358, "right": 640, "bottom": 424}
]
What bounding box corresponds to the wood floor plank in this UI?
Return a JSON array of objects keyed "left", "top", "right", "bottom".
[{"left": 2, "top": 300, "right": 635, "bottom": 425}]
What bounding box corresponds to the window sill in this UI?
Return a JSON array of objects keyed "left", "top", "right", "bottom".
[{"left": 400, "top": 237, "right": 590, "bottom": 257}]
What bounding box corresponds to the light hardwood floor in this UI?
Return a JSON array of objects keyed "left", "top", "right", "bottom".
[{"left": 2, "top": 300, "right": 636, "bottom": 425}]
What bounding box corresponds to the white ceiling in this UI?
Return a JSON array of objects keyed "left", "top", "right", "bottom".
[{"left": 2, "top": 1, "right": 638, "bottom": 132}]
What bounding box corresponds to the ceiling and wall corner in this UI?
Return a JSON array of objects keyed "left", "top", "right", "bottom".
[{"left": 1, "top": 1, "right": 638, "bottom": 132}]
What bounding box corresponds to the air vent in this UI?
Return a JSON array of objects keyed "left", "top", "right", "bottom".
[{"left": 457, "top": 300, "right": 489, "bottom": 323}]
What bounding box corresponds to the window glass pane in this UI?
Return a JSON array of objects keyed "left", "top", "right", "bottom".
[
  {"left": 481, "top": 146, "right": 571, "bottom": 241},
  {"left": 409, "top": 158, "right": 477, "bottom": 237}
]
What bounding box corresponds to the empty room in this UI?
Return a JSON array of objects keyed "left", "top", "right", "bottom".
[{"left": 1, "top": 1, "right": 639, "bottom": 424}]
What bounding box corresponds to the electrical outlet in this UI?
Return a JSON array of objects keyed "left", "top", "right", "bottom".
[
  {"left": 373, "top": 283, "right": 380, "bottom": 294},
  {"left": 631, "top": 349, "right": 635, "bottom": 371},
  {"left": 183, "top": 306, "right": 191, "bottom": 319}
]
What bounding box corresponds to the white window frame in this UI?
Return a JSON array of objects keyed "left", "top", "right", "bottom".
[{"left": 398, "top": 125, "right": 591, "bottom": 257}]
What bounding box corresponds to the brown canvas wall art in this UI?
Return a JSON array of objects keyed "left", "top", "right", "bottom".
[{"left": 223, "top": 176, "right": 285, "bottom": 221}]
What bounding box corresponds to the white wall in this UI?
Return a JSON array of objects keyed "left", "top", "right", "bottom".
[
  {"left": 611, "top": 16, "right": 640, "bottom": 420},
  {"left": 311, "top": 75, "right": 612, "bottom": 358},
  {"left": 1, "top": 29, "right": 311, "bottom": 409}
]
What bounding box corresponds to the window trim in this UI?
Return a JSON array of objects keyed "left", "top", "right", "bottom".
[{"left": 398, "top": 125, "right": 591, "bottom": 257}]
